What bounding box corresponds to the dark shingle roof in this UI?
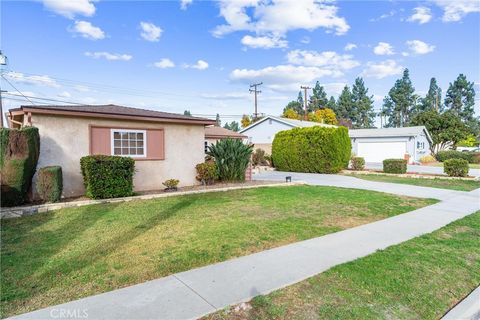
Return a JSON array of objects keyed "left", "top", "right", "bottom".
[
  {"left": 205, "top": 126, "right": 247, "bottom": 139},
  {"left": 16, "top": 104, "right": 215, "bottom": 124}
]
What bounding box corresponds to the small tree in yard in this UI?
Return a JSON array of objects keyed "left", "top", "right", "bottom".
[{"left": 207, "top": 139, "right": 253, "bottom": 182}]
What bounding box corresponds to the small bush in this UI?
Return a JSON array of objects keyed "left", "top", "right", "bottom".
[
  {"left": 383, "top": 159, "right": 407, "bottom": 174},
  {"left": 350, "top": 157, "right": 365, "bottom": 171},
  {"left": 36, "top": 166, "right": 63, "bottom": 202},
  {"left": 163, "top": 179, "right": 179, "bottom": 190},
  {"left": 436, "top": 150, "right": 471, "bottom": 162},
  {"left": 1, "top": 127, "right": 40, "bottom": 207},
  {"left": 444, "top": 159, "right": 469, "bottom": 177},
  {"left": 252, "top": 148, "right": 269, "bottom": 166},
  {"left": 196, "top": 162, "right": 217, "bottom": 185},
  {"left": 419, "top": 155, "right": 436, "bottom": 164},
  {"left": 271, "top": 126, "right": 351, "bottom": 174},
  {"left": 207, "top": 139, "right": 254, "bottom": 182},
  {"left": 470, "top": 152, "right": 480, "bottom": 164},
  {"left": 80, "top": 155, "right": 135, "bottom": 199}
]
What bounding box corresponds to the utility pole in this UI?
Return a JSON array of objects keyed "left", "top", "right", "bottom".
[
  {"left": 0, "top": 51, "right": 7, "bottom": 128},
  {"left": 249, "top": 82, "right": 262, "bottom": 120},
  {"left": 300, "top": 85, "right": 311, "bottom": 120}
]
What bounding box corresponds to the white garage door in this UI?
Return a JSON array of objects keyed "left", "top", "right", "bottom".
[{"left": 357, "top": 141, "right": 407, "bottom": 162}]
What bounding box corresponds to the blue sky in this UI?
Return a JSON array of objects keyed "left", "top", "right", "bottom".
[{"left": 1, "top": 0, "right": 479, "bottom": 124}]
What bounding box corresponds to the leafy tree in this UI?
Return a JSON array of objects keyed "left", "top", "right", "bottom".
[
  {"left": 383, "top": 69, "right": 417, "bottom": 127},
  {"left": 307, "top": 108, "right": 338, "bottom": 125},
  {"left": 351, "top": 77, "right": 375, "bottom": 128},
  {"left": 308, "top": 81, "right": 328, "bottom": 112},
  {"left": 457, "top": 134, "right": 479, "bottom": 147},
  {"left": 183, "top": 110, "right": 192, "bottom": 116},
  {"left": 420, "top": 78, "right": 442, "bottom": 112},
  {"left": 326, "top": 96, "right": 336, "bottom": 110},
  {"left": 241, "top": 115, "right": 251, "bottom": 128},
  {"left": 337, "top": 118, "right": 353, "bottom": 128},
  {"left": 444, "top": 74, "right": 476, "bottom": 123},
  {"left": 229, "top": 121, "right": 240, "bottom": 132},
  {"left": 336, "top": 85, "right": 354, "bottom": 121},
  {"left": 283, "top": 91, "right": 305, "bottom": 115},
  {"left": 223, "top": 122, "right": 231, "bottom": 130},
  {"left": 282, "top": 108, "right": 301, "bottom": 119},
  {"left": 410, "top": 110, "right": 470, "bottom": 153}
]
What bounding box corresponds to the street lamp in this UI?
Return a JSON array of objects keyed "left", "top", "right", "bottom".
[{"left": 0, "top": 50, "right": 8, "bottom": 128}]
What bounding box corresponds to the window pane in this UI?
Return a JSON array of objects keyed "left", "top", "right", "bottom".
[
  {"left": 128, "top": 132, "right": 135, "bottom": 140},
  {"left": 130, "top": 140, "right": 137, "bottom": 148},
  {"left": 121, "top": 132, "right": 128, "bottom": 139},
  {"left": 114, "top": 132, "right": 120, "bottom": 139},
  {"left": 114, "top": 140, "right": 121, "bottom": 147},
  {"left": 122, "top": 140, "right": 128, "bottom": 147},
  {"left": 137, "top": 141, "right": 143, "bottom": 147},
  {"left": 137, "top": 132, "right": 144, "bottom": 140},
  {"left": 114, "top": 148, "right": 121, "bottom": 155},
  {"left": 129, "top": 148, "right": 137, "bottom": 155},
  {"left": 137, "top": 147, "right": 144, "bottom": 155}
]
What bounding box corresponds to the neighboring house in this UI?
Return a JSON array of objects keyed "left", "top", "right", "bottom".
[
  {"left": 7, "top": 104, "right": 215, "bottom": 197},
  {"left": 204, "top": 126, "right": 247, "bottom": 152},
  {"left": 350, "top": 126, "right": 432, "bottom": 163},
  {"left": 239, "top": 115, "right": 336, "bottom": 154}
]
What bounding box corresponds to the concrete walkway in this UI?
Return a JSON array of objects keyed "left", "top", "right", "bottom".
[
  {"left": 9, "top": 180, "right": 480, "bottom": 320},
  {"left": 442, "top": 286, "right": 480, "bottom": 320},
  {"left": 365, "top": 162, "right": 480, "bottom": 177}
]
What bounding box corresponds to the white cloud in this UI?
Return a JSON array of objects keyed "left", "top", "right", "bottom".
[
  {"left": 180, "top": 0, "right": 192, "bottom": 10},
  {"left": 213, "top": 0, "right": 349, "bottom": 38},
  {"left": 4, "top": 71, "right": 60, "bottom": 88},
  {"left": 139, "top": 22, "right": 162, "bottom": 42},
  {"left": 57, "top": 91, "right": 71, "bottom": 98},
  {"left": 407, "top": 7, "right": 433, "bottom": 24},
  {"left": 369, "top": 10, "right": 396, "bottom": 22},
  {"left": 241, "top": 35, "right": 288, "bottom": 49},
  {"left": 74, "top": 85, "right": 89, "bottom": 92},
  {"left": 85, "top": 51, "right": 132, "bottom": 61},
  {"left": 406, "top": 40, "right": 435, "bottom": 54},
  {"left": 373, "top": 42, "right": 394, "bottom": 55},
  {"left": 154, "top": 58, "right": 175, "bottom": 69},
  {"left": 344, "top": 43, "right": 357, "bottom": 51},
  {"left": 201, "top": 92, "right": 250, "bottom": 100},
  {"left": 361, "top": 60, "right": 403, "bottom": 79},
  {"left": 286, "top": 50, "right": 360, "bottom": 72},
  {"left": 433, "top": 0, "right": 480, "bottom": 22},
  {"left": 321, "top": 82, "right": 347, "bottom": 96},
  {"left": 184, "top": 60, "right": 209, "bottom": 70},
  {"left": 71, "top": 20, "right": 105, "bottom": 40},
  {"left": 42, "top": 0, "right": 96, "bottom": 19}
]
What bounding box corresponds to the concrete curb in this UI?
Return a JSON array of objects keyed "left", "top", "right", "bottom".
[
  {"left": 342, "top": 170, "right": 480, "bottom": 181},
  {"left": 0, "top": 181, "right": 306, "bottom": 219}
]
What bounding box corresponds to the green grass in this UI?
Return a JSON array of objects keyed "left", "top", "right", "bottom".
[
  {"left": 349, "top": 173, "right": 480, "bottom": 191},
  {"left": 429, "top": 162, "right": 480, "bottom": 169},
  {"left": 0, "top": 186, "right": 436, "bottom": 318},
  {"left": 210, "top": 211, "right": 480, "bottom": 320}
]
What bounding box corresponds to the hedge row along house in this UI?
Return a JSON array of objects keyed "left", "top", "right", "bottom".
[
  {"left": 7, "top": 104, "right": 215, "bottom": 198},
  {"left": 240, "top": 115, "right": 432, "bottom": 164}
]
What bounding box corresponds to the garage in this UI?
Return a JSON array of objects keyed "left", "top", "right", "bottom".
[{"left": 357, "top": 141, "right": 407, "bottom": 163}]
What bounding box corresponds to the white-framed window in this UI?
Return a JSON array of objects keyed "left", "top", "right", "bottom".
[
  {"left": 111, "top": 129, "right": 147, "bottom": 157},
  {"left": 417, "top": 141, "right": 425, "bottom": 150}
]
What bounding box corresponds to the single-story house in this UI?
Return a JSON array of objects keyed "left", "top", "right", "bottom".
[
  {"left": 350, "top": 126, "right": 432, "bottom": 163},
  {"left": 239, "top": 115, "right": 336, "bottom": 154},
  {"left": 204, "top": 126, "right": 247, "bottom": 152},
  {"left": 7, "top": 104, "right": 215, "bottom": 198}
]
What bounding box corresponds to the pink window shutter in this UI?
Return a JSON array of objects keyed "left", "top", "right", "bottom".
[
  {"left": 90, "top": 127, "right": 110, "bottom": 155},
  {"left": 147, "top": 129, "right": 165, "bottom": 159}
]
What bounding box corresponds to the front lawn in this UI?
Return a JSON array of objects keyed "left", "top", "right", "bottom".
[
  {"left": 0, "top": 186, "right": 436, "bottom": 317},
  {"left": 349, "top": 173, "right": 480, "bottom": 191},
  {"left": 210, "top": 211, "right": 480, "bottom": 320}
]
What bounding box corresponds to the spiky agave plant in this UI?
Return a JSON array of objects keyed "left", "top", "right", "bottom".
[{"left": 207, "top": 138, "right": 254, "bottom": 182}]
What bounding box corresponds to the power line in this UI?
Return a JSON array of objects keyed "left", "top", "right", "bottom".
[
  {"left": 1, "top": 75, "right": 35, "bottom": 105},
  {"left": 249, "top": 82, "right": 262, "bottom": 119},
  {"left": 300, "top": 85, "right": 311, "bottom": 120}
]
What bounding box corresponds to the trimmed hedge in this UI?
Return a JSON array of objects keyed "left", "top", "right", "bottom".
[
  {"left": 350, "top": 156, "right": 365, "bottom": 171},
  {"left": 36, "top": 166, "right": 63, "bottom": 202},
  {"left": 436, "top": 150, "right": 479, "bottom": 163},
  {"left": 196, "top": 161, "right": 217, "bottom": 185},
  {"left": 444, "top": 159, "right": 469, "bottom": 177},
  {"left": 383, "top": 159, "right": 407, "bottom": 174},
  {"left": 80, "top": 155, "right": 135, "bottom": 199},
  {"left": 1, "top": 127, "right": 40, "bottom": 207},
  {"left": 271, "top": 126, "right": 351, "bottom": 173}
]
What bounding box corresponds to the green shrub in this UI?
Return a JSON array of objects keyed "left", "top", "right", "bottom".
[
  {"left": 444, "top": 159, "right": 469, "bottom": 177},
  {"left": 207, "top": 138, "right": 254, "bottom": 182},
  {"left": 162, "top": 179, "right": 179, "bottom": 190},
  {"left": 383, "top": 159, "right": 407, "bottom": 174},
  {"left": 271, "top": 126, "right": 351, "bottom": 174},
  {"left": 196, "top": 161, "right": 217, "bottom": 185},
  {"left": 252, "top": 148, "right": 269, "bottom": 166},
  {"left": 350, "top": 157, "right": 365, "bottom": 171},
  {"left": 1, "top": 127, "right": 40, "bottom": 207},
  {"left": 436, "top": 150, "right": 471, "bottom": 162},
  {"left": 80, "top": 155, "right": 135, "bottom": 199},
  {"left": 470, "top": 152, "right": 480, "bottom": 164},
  {"left": 36, "top": 166, "right": 63, "bottom": 202}
]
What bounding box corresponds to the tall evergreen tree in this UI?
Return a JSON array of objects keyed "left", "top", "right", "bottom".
[
  {"left": 183, "top": 110, "right": 192, "bottom": 116},
  {"left": 351, "top": 77, "right": 375, "bottom": 128},
  {"left": 444, "top": 74, "right": 476, "bottom": 123},
  {"left": 383, "top": 69, "right": 417, "bottom": 127},
  {"left": 229, "top": 121, "right": 240, "bottom": 132},
  {"left": 336, "top": 85, "right": 354, "bottom": 121},
  {"left": 283, "top": 91, "right": 305, "bottom": 115},
  {"left": 420, "top": 78, "right": 442, "bottom": 112},
  {"left": 326, "top": 96, "right": 336, "bottom": 110},
  {"left": 215, "top": 113, "right": 221, "bottom": 127},
  {"left": 308, "top": 81, "right": 328, "bottom": 111}
]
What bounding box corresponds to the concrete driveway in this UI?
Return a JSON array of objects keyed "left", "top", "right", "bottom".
[{"left": 364, "top": 162, "right": 480, "bottom": 177}]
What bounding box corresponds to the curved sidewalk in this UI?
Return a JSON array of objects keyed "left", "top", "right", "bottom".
[{"left": 8, "top": 179, "right": 480, "bottom": 320}]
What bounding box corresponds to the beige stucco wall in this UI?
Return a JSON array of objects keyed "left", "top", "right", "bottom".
[{"left": 30, "top": 114, "right": 206, "bottom": 198}]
